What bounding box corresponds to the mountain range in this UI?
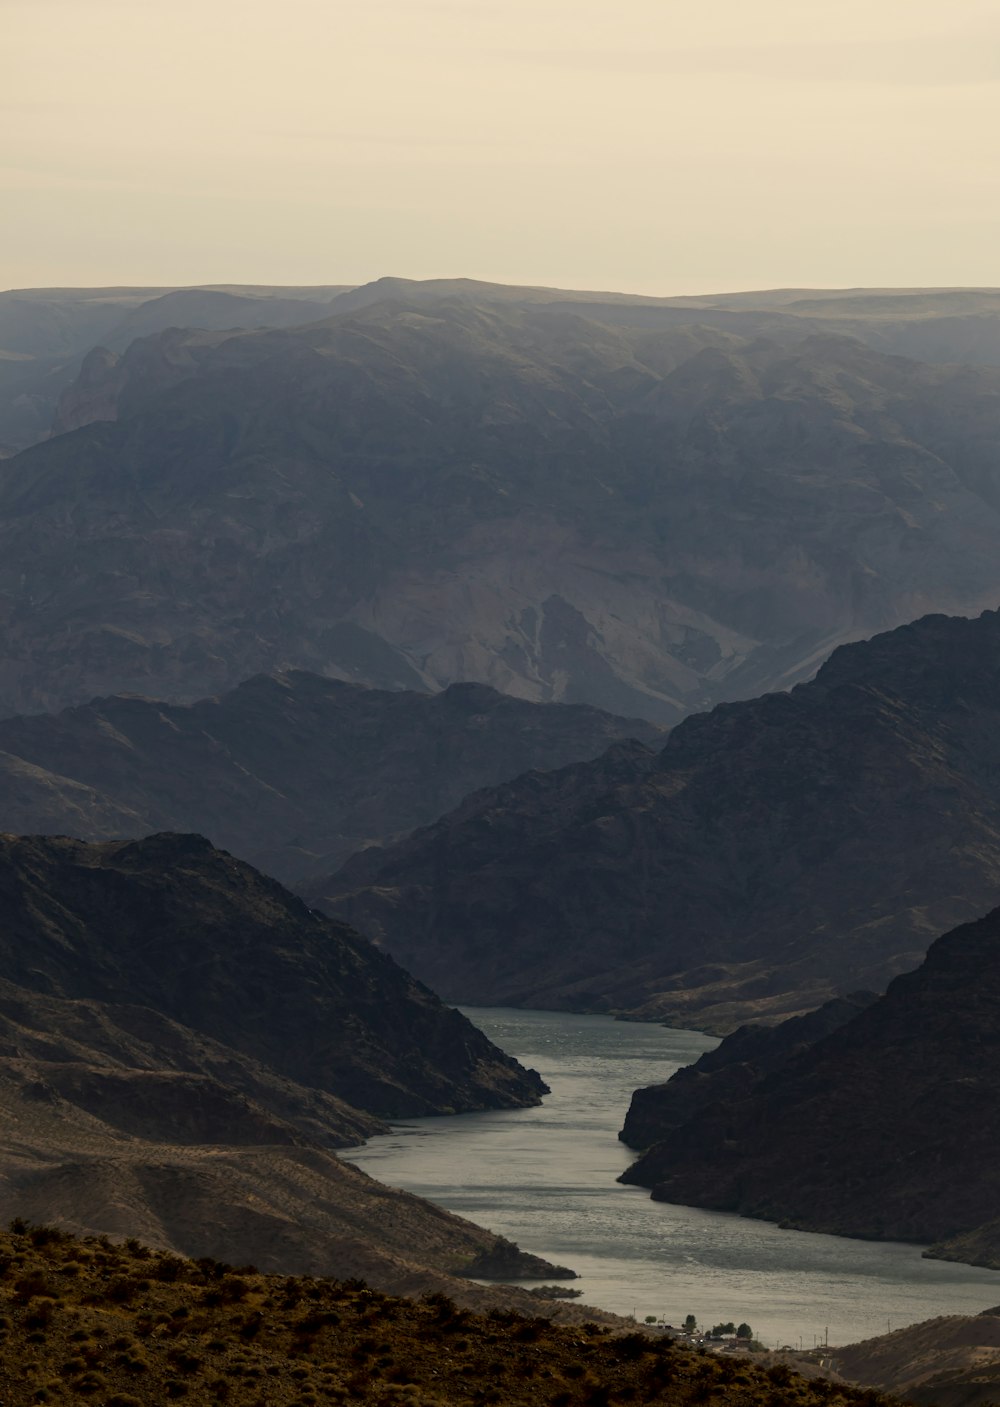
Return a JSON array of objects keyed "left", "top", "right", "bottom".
[
  {"left": 0, "top": 671, "right": 658, "bottom": 884},
  {"left": 316, "top": 608, "right": 1000, "bottom": 1029},
  {"left": 5, "top": 281, "right": 1000, "bottom": 720}
]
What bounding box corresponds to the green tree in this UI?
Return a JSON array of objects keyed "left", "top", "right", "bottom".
[
  {"left": 683, "top": 1314, "right": 697, "bottom": 1332},
  {"left": 736, "top": 1323, "right": 753, "bottom": 1340},
  {"left": 712, "top": 1322, "right": 735, "bottom": 1336}
]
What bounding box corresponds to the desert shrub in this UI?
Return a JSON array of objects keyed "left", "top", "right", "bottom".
[
  {"left": 239, "top": 1311, "right": 263, "bottom": 1339},
  {"left": 26, "top": 1300, "right": 56, "bottom": 1330},
  {"left": 106, "top": 1276, "right": 136, "bottom": 1303},
  {"left": 195, "top": 1256, "right": 232, "bottom": 1279},
  {"left": 71, "top": 1369, "right": 107, "bottom": 1394},
  {"left": 220, "top": 1275, "right": 249, "bottom": 1302},
  {"left": 612, "top": 1332, "right": 650, "bottom": 1361},
  {"left": 14, "top": 1272, "right": 56, "bottom": 1301}
]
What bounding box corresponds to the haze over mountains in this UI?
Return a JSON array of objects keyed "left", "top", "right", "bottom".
[
  {"left": 0, "top": 284, "right": 349, "bottom": 456},
  {"left": 317, "top": 609, "right": 1000, "bottom": 1030},
  {"left": 4, "top": 281, "right": 1000, "bottom": 721}
]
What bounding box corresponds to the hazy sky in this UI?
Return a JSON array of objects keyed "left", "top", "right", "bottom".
[{"left": 4, "top": 0, "right": 999, "bottom": 294}]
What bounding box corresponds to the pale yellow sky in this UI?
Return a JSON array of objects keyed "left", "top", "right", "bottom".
[{"left": 3, "top": 0, "right": 999, "bottom": 294}]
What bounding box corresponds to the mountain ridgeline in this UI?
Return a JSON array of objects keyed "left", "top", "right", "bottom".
[
  {"left": 0, "top": 673, "right": 660, "bottom": 885},
  {"left": 5, "top": 283, "right": 1000, "bottom": 721},
  {"left": 315, "top": 609, "right": 1000, "bottom": 1030}
]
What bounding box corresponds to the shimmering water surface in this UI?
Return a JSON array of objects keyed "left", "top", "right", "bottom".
[{"left": 342, "top": 1008, "right": 1000, "bottom": 1346}]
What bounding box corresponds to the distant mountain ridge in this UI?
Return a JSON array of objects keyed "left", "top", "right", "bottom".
[
  {"left": 0, "top": 283, "right": 350, "bottom": 455},
  {"left": 314, "top": 609, "right": 1000, "bottom": 1029},
  {"left": 5, "top": 288, "right": 1000, "bottom": 719},
  {"left": 0, "top": 671, "right": 660, "bottom": 884}
]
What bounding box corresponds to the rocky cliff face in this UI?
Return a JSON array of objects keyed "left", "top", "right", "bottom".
[
  {"left": 314, "top": 609, "right": 1000, "bottom": 1028},
  {"left": 5, "top": 292, "right": 1000, "bottom": 720},
  {"left": 0, "top": 672, "right": 660, "bottom": 885},
  {"left": 618, "top": 904, "right": 1000, "bottom": 1253}
]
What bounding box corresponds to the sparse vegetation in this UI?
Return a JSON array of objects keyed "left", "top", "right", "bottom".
[{"left": 0, "top": 1222, "right": 907, "bottom": 1406}]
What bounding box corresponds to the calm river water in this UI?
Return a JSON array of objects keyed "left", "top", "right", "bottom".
[{"left": 342, "top": 1008, "right": 1000, "bottom": 1347}]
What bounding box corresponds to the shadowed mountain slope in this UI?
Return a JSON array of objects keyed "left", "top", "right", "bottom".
[
  {"left": 0, "top": 833, "right": 578, "bottom": 1291},
  {"left": 0, "top": 672, "right": 660, "bottom": 885},
  {"left": 618, "top": 992, "right": 877, "bottom": 1152},
  {"left": 314, "top": 609, "right": 1000, "bottom": 1029},
  {"left": 0, "top": 831, "right": 544, "bottom": 1118},
  {"left": 5, "top": 291, "right": 1000, "bottom": 719},
  {"left": 619, "top": 904, "right": 1000, "bottom": 1259}
]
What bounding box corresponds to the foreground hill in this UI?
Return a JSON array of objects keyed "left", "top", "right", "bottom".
[
  {"left": 6, "top": 290, "right": 1000, "bottom": 720},
  {"left": 618, "top": 904, "right": 1000, "bottom": 1257},
  {"left": 0, "top": 673, "right": 659, "bottom": 885},
  {"left": 316, "top": 609, "right": 1000, "bottom": 1028},
  {"left": 0, "top": 1223, "right": 900, "bottom": 1407}
]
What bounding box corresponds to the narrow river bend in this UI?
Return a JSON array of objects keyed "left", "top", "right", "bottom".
[{"left": 342, "top": 1008, "right": 1000, "bottom": 1347}]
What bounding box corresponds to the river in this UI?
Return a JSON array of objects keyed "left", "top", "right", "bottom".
[{"left": 342, "top": 1007, "right": 1000, "bottom": 1347}]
